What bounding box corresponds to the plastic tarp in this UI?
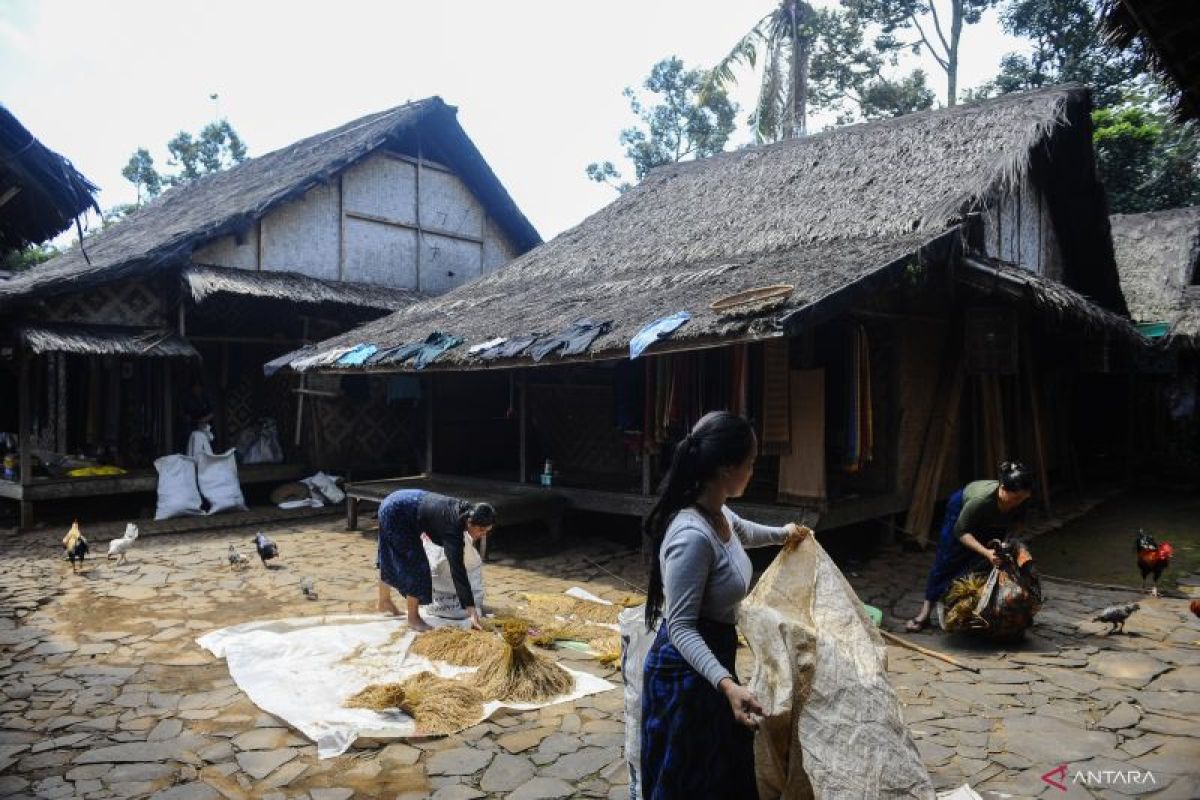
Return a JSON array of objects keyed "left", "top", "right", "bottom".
[
  {"left": 197, "top": 614, "right": 615, "bottom": 759},
  {"left": 739, "top": 539, "right": 934, "bottom": 799}
]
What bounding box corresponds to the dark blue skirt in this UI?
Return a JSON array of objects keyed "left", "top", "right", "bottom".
[
  {"left": 377, "top": 489, "right": 433, "bottom": 604},
  {"left": 923, "top": 489, "right": 988, "bottom": 602},
  {"left": 640, "top": 619, "right": 756, "bottom": 800}
]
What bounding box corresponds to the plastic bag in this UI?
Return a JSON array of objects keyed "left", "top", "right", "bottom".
[
  {"left": 154, "top": 455, "right": 204, "bottom": 520},
  {"left": 940, "top": 540, "right": 1041, "bottom": 639},
  {"left": 421, "top": 533, "right": 484, "bottom": 618},
  {"left": 739, "top": 538, "right": 934, "bottom": 800},
  {"left": 196, "top": 449, "right": 248, "bottom": 515},
  {"left": 619, "top": 603, "right": 659, "bottom": 800},
  {"left": 239, "top": 418, "right": 284, "bottom": 465}
]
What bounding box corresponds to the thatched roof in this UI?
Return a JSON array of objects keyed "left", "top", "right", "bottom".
[
  {"left": 183, "top": 264, "right": 419, "bottom": 313},
  {"left": 0, "top": 105, "right": 99, "bottom": 252},
  {"left": 1110, "top": 206, "right": 1200, "bottom": 344},
  {"left": 0, "top": 97, "right": 539, "bottom": 306},
  {"left": 292, "top": 86, "right": 1127, "bottom": 373},
  {"left": 1103, "top": 1, "right": 1200, "bottom": 120},
  {"left": 17, "top": 323, "right": 199, "bottom": 358}
]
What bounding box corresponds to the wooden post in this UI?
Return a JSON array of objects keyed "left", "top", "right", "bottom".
[
  {"left": 518, "top": 371, "right": 527, "bottom": 483},
  {"left": 54, "top": 354, "right": 67, "bottom": 455},
  {"left": 163, "top": 361, "right": 173, "bottom": 456},
  {"left": 415, "top": 136, "right": 424, "bottom": 292},
  {"left": 425, "top": 375, "right": 434, "bottom": 475},
  {"left": 1020, "top": 324, "right": 1051, "bottom": 513},
  {"left": 294, "top": 318, "right": 309, "bottom": 449},
  {"left": 17, "top": 347, "right": 32, "bottom": 527}
]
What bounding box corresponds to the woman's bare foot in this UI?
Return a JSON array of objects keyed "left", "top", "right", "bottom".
[
  {"left": 407, "top": 615, "right": 432, "bottom": 632},
  {"left": 378, "top": 600, "right": 401, "bottom": 616},
  {"left": 904, "top": 616, "right": 929, "bottom": 633}
]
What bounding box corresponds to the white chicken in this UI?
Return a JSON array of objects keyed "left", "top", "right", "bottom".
[{"left": 107, "top": 523, "right": 139, "bottom": 565}]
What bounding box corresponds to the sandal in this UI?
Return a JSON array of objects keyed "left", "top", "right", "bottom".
[{"left": 904, "top": 617, "right": 929, "bottom": 633}]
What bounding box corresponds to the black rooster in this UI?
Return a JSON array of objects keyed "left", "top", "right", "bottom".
[
  {"left": 62, "top": 521, "right": 89, "bottom": 573},
  {"left": 252, "top": 531, "right": 279, "bottom": 567}
]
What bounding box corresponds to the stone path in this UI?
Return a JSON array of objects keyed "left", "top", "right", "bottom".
[{"left": 1, "top": 512, "right": 1197, "bottom": 799}]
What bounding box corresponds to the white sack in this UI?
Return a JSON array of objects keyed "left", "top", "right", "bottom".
[
  {"left": 196, "top": 449, "right": 248, "bottom": 514},
  {"left": 242, "top": 418, "right": 284, "bottom": 464},
  {"left": 739, "top": 538, "right": 934, "bottom": 799},
  {"left": 303, "top": 471, "right": 344, "bottom": 505},
  {"left": 153, "top": 455, "right": 204, "bottom": 520},
  {"left": 197, "top": 614, "right": 614, "bottom": 758},
  {"left": 619, "top": 603, "right": 659, "bottom": 800},
  {"left": 422, "top": 532, "right": 484, "bottom": 619}
]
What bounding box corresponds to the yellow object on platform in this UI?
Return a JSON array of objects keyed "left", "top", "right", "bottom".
[{"left": 67, "top": 465, "right": 127, "bottom": 477}]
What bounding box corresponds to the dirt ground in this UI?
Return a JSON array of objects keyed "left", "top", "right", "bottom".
[{"left": 0, "top": 492, "right": 1198, "bottom": 799}]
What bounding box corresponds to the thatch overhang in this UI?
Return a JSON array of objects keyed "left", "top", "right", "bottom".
[
  {"left": 0, "top": 97, "right": 540, "bottom": 308},
  {"left": 15, "top": 323, "right": 199, "bottom": 358},
  {"left": 183, "top": 264, "right": 421, "bottom": 315},
  {"left": 288, "top": 86, "right": 1127, "bottom": 374},
  {"left": 0, "top": 105, "right": 99, "bottom": 252},
  {"left": 1110, "top": 206, "right": 1200, "bottom": 346},
  {"left": 1102, "top": 1, "right": 1200, "bottom": 121}
]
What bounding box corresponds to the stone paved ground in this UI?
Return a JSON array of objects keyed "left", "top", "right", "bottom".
[{"left": 0, "top": 509, "right": 1197, "bottom": 800}]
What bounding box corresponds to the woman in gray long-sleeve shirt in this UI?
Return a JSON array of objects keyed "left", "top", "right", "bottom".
[{"left": 640, "top": 411, "right": 809, "bottom": 800}]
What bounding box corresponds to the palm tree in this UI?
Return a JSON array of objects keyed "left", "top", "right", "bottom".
[{"left": 708, "top": 1, "right": 819, "bottom": 141}]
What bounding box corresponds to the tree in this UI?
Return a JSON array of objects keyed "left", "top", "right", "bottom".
[
  {"left": 121, "top": 148, "right": 162, "bottom": 204},
  {"left": 0, "top": 243, "right": 58, "bottom": 272},
  {"left": 844, "top": 0, "right": 999, "bottom": 106},
  {"left": 856, "top": 69, "right": 937, "bottom": 119},
  {"left": 587, "top": 57, "right": 737, "bottom": 193},
  {"left": 1093, "top": 103, "right": 1200, "bottom": 213}
]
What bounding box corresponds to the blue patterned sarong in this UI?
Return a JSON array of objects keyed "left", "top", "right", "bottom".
[
  {"left": 923, "top": 489, "right": 989, "bottom": 602},
  {"left": 640, "top": 619, "right": 756, "bottom": 800},
  {"left": 377, "top": 489, "right": 433, "bottom": 604}
]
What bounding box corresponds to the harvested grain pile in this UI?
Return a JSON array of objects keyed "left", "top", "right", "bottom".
[
  {"left": 524, "top": 593, "right": 624, "bottom": 624},
  {"left": 410, "top": 627, "right": 502, "bottom": 667},
  {"left": 943, "top": 573, "right": 988, "bottom": 631},
  {"left": 474, "top": 621, "right": 574, "bottom": 702},
  {"left": 345, "top": 683, "right": 407, "bottom": 711},
  {"left": 398, "top": 671, "right": 485, "bottom": 734}
]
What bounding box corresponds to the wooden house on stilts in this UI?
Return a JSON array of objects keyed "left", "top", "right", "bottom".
[{"left": 0, "top": 98, "right": 539, "bottom": 528}]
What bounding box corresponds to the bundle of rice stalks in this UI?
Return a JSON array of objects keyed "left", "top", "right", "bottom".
[
  {"left": 524, "top": 593, "right": 623, "bottom": 625},
  {"left": 397, "top": 671, "right": 485, "bottom": 734},
  {"left": 474, "top": 621, "right": 575, "bottom": 702},
  {"left": 410, "top": 627, "right": 502, "bottom": 667},
  {"left": 943, "top": 573, "right": 988, "bottom": 631},
  {"left": 345, "top": 682, "right": 407, "bottom": 711},
  {"left": 590, "top": 634, "right": 622, "bottom": 668}
]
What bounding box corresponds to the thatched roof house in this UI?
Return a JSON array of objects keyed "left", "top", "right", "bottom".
[
  {"left": 0, "top": 105, "right": 99, "bottom": 253},
  {"left": 1103, "top": 0, "right": 1200, "bottom": 120},
  {"left": 0, "top": 96, "right": 539, "bottom": 309},
  {"left": 1110, "top": 206, "right": 1200, "bottom": 345},
  {"left": 294, "top": 85, "right": 1133, "bottom": 373}
]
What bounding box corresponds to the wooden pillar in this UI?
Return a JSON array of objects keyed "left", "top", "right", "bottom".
[
  {"left": 17, "top": 347, "right": 32, "bottom": 527},
  {"left": 163, "top": 361, "right": 173, "bottom": 455},
  {"left": 518, "top": 371, "right": 527, "bottom": 483},
  {"left": 1020, "top": 323, "right": 1051, "bottom": 514},
  {"left": 424, "top": 375, "right": 434, "bottom": 475}
]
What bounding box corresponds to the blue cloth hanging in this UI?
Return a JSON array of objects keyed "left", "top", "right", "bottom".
[
  {"left": 337, "top": 344, "right": 378, "bottom": 366},
  {"left": 629, "top": 312, "right": 690, "bottom": 359}
]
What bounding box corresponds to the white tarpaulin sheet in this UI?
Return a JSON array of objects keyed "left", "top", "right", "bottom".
[
  {"left": 739, "top": 539, "right": 935, "bottom": 799},
  {"left": 197, "top": 614, "right": 615, "bottom": 758}
]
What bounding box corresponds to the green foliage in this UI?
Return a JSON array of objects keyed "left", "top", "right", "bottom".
[
  {"left": 120, "top": 148, "right": 162, "bottom": 204},
  {"left": 1092, "top": 103, "right": 1200, "bottom": 213},
  {"left": 121, "top": 119, "right": 248, "bottom": 204},
  {"left": 0, "top": 242, "right": 58, "bottom": 271},
  {"left": 587, "top": 57, "right": 737, "bottom": 192}
]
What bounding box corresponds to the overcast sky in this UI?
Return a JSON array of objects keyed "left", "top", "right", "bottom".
[{"left": 1, "top": 1, "right": 1027, "bottom": 242}]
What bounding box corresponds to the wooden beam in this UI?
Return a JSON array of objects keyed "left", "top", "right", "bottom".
[
  {"left": 518, "top": 371, "right": 527, "bottom": 483},
  {"left": 337, "top": 174, "right": 346, "bottom": 281},
  {"left": 416, "top": 137, "right": 424, "bottom": 292},
  {"left": 55, "top": 354, "right": 66, "bottom": 455},
  {"left": 17, "top": 347, "right": 32, "bottom": 527},
  {"left": 1021, "top": 323, "right": 1051, "bottom": 514},
  {"left": 163, "top": 361, "right": 173, "bottom": 456},
  {"left": 378, "top": 150, "right": 454, "bottom": 175},
  {"left": 343, "top": 209, "right": 485, "bottom": 245}
]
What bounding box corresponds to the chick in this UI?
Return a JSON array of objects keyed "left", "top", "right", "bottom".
[
  {"left": 227, "top": 543, "right": 249, "bottom": 571},
  {"left": 1093, "top": 602, "right": 1140, "bottom": 634},
  {"left": 300, "top": 577, "right": 318, "bottom": 601},
  {"left": 252, "top": 532, "right": 279, "bottom": 568},
  {"left": 63, "top": 521, "right": 89, "bottom": 573},
  {"left": 107, "top": 523, "right": 139, "bottom": 565}
]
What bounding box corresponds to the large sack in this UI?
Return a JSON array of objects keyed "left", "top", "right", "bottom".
[
  {"left": 238, "top": 418, "right": 284, "bottom": 464},
  {"left": 940, "top": 539, "right": 1041, "bottom": 640},
  {"left": 195, "top": 449, "right": 248, "bottom": 515},
  {"left": 619, "top": 603, "right": 659, "bottom": 800},
  {"left": 421, "top": 533, "right": 484, "bottom": 618},
  {"left": 154, "top": 455, "right": 204, "bottom": 520},
  {"left": 739, "top": 538, "right": 933, "bottom": 799}
]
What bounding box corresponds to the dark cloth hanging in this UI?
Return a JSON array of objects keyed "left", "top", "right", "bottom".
[
  {"left": 478, "top": 334, "right": 542, "bottom": 361},
  {"left": 529, "top": 319, "right": 612, "bottom": 361},
  {"left": 369, "top": 332, "right": 463, "bottom": 370}
]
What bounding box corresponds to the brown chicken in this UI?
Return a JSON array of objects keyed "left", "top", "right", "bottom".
[
  {"left": 1190, "top": 599, "right": 1200, "bottom": 620},
  {"left": 1135, "top": 530, "right": 1173, "bottom": 597}
]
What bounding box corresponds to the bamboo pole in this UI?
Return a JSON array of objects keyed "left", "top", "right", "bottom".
[{"left": 880, "top": 630, "right": 980, "bottom": 673}]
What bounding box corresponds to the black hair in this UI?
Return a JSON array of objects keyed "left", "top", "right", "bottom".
[
  {"left": 998, "top": 461, "right": 1034, "bottom": 492},
  {"left": 464, "top": 502, "right": 496, "bottom": 528},
  {"left": 643, "top": 411, "right": 757, "bottom": 629}
]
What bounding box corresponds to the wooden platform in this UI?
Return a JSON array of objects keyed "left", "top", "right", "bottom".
[{"left": 0, "top": 462, "right": 309, "bottom": 529}]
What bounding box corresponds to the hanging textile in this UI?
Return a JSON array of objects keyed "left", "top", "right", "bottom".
[
  {"left": 778, "top": 369, "right": 826, "bottom": 503},
  {"left": 843, "top": 324, "right": 874, "bottom": 473},
  {"left": 760, "top": 338, "right": 791, "bottom": 456},
  {"left": 529, "top": 319, "right": 612, "bottom": 361},
  {"left": 730, "top": 344, "right": 749, "bottom": 418},
  {"left": 629, "top": 312, "right": 690, "bottom": 359}
]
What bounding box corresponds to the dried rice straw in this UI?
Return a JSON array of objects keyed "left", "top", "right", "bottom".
[
  {"left": 410, "top": 627, "right": 502, "bottom": 667},
  {"left": 345, "top": 683, "right": 407, "bottom": 711},
  {"left": 524, "top": 592, "right": 623, "bottom": 624},
  {"left": 943, "top": 573, "right": 988, "bottom": 630},
  {"left": 474, "top": 621, "right": 574, "bottom": 702},
  {"left": 397, "top": 671, "right": 485, "bottom": 734}
]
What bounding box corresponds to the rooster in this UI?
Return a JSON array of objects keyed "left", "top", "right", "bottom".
[
  {"left": 106, "top": 523, "right": 139, "bottom": 565},
  {"left": 1093, "top": 602, "right": 1139, "bottom": 634},
  {"left": 252, "top": 532, "right": 279, "bottom": 567},
  {"left": 1135, "top": 530, "right": 1173, "bottom": 597},
  {"left": 62, "top": 521, "right": 89, "bottom": 572},
  {"left": 1191, "top": 599, "right": 1200, "bottom": 620}
]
